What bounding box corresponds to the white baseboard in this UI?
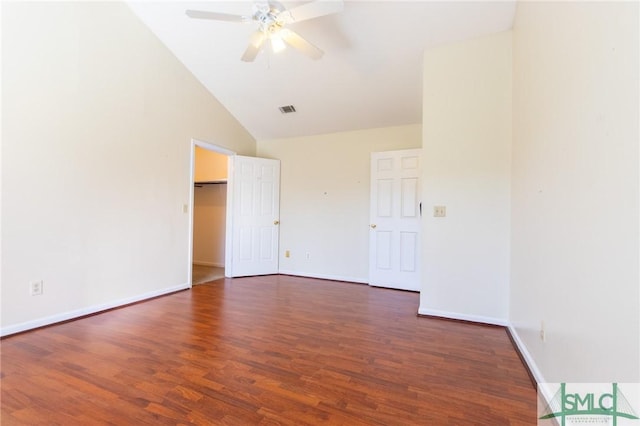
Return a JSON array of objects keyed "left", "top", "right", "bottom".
[
  {"left": 417, "top": 307, "right": 508, "bottom": 326},
  {"left": 507, "top": 325, "right": 555, "bottom": 418},
  {"left": 369, "top": 282, "right": 420, "bottom": 292},
  {"left": 507, "top": 324, "right": 547, "bottom": 386},
  {"left": 193, "top": 261, "right": 224, "bottom": 267},
  {"left": 0, "top": 283, "right": 191, "bottom": 337},
  {"left": 278, "top": 269, "right": 368, "bottom": 284}
]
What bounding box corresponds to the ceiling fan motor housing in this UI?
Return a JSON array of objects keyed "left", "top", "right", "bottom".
[{"left": 254, "top": 1, "right": 288, "bottom": 34}]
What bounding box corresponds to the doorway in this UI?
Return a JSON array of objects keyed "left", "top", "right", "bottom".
[
  {"left": 188, "top": 140, "right": 235, "bottom": 286},
  {"left": 187, "top": 140, "right": 282, "bottom": 285}
]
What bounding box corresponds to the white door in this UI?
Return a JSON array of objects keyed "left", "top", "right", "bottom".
[
  {"left": 226, "top": 155, "right": 280, "bottom": 277},
  {"left": 369, "top": 149, "right": 421, "bottom": 291}
]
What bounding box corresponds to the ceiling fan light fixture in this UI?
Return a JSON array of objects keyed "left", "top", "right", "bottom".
[{"left": 270, "top": 33, "right": 286, "bottom": 53}]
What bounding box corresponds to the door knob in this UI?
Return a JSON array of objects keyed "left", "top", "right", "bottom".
[
  {"left": 274, "top": 220, "right": 280, "bottom": 225},
  {"left": 370, "top": 224, "right": 377, "bottom": 229}
]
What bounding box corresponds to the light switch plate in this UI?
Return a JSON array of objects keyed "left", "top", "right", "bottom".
[{"left": 433, "top": 206, "right": 446, "bottom": 217}]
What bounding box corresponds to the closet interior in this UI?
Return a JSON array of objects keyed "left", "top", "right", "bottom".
[{"left": 192, "top": 146, "right": 227, "bottom": 284}]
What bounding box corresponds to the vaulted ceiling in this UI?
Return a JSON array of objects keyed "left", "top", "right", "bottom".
[{"left": 127, "top": 1, "right": 516, "bottom": 140}]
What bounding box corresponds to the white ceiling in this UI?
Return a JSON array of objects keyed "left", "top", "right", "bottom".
[{"left": 127, "top": 1, "right": 516, "bottom": 141}]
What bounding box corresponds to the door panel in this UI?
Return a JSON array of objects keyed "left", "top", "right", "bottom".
[
  {"left": 376, "top": 231, "right": 393, "bottom": 269},
  {"left": 227, "top": 155, "right": 280, "bottom": 277},
  {"left": 401, "top": 178, "right": 418, "bottom": 217},
  {"left": 399, "top": 231, "right": 417, "bottom": 272},
  {"left": 377, "top": 179, "right": 393, "bottom": 217},
  {"left": 369, "top": 149, "right": 421, "bottom": 291}
]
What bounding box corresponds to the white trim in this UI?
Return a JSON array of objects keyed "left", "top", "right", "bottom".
[
  {"left": 508, "top": 325, "right": 554, "bottom": 415},
  {"left": 369, "top": 282, "right": 420, "bottom": 292},
  {"left": 225, "top": 155, "right": 235, "bottom": 277},
  {"left": 507, "top": 324, "right": 547, "bottom": 386},
  {"left": 278, "top": 270, "right": 368, "bottom": 284},
  {"left": 0, "top": 283, "right": 190, "bottom": 337},
  {"left": 193, "top": 261, "right": 225, "bottom": 268},
  {"left": 193, "top": 139, "right": 236, "bottom": 156},
  {"left": 188, "top": 142, "right": 195, "bottom": 287},
  {"left": 417, "top": 307, "right": 508, "bottom": 326}
]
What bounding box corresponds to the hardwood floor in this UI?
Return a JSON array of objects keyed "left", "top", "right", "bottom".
[
  {"left": 192, "top": 265, "right": 225, "bottom": 285},
  {"left": 1, "top": 275, "right": 537, "bottom": 425}
]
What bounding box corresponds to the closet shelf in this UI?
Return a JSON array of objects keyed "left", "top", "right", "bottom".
[{"left": 194, "top": 180, "right": 227, "bottom": 187}]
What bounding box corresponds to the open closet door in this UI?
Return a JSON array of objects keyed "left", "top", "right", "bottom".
[
  {"left": 226, "top": 155, "right": 280, "bottom": 277},
  {"left": 368, "top": 149, "right": 421, "bottom": 291}
]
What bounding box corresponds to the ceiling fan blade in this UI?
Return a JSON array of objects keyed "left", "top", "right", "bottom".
[
  {"left": 285, "top": 0, "right": 343, "bottom": 23},
  {"left": 185, "top": 10, "right": 250, "bottom": 23},
  {"left": 280, "top": 28, "right": 324, "bottom": 60},
  {"left": 241, "top": 31, "right": 267, "bottom": 62}
]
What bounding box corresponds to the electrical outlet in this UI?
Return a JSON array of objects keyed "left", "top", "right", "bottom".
[
  {"left": 540, "top": 320, "right": 546, "bottom": 342},
  {"left": 30, "top": 280, "right": 43, "bottom": 296},
  {"left": 305, "top": 252, "right": 311, "bottom": 260},
  {"left": 433, "top": 206, "right": 447, "bottom": 217},
  {"left": 285, "top": 250, "right": 290, "bottom": 258}
]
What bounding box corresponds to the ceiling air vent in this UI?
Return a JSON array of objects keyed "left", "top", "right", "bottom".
[{"left": 279, "top": 105, "right": 296, "bottom": 114}]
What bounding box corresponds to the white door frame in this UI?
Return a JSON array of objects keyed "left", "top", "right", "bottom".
[{"left": 187, "top": 139, "right": 236, "bottom": 287}]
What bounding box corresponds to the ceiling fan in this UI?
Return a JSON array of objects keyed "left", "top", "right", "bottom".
[{"left": 186, "top": 1, "right": 343, "bottom": 62}]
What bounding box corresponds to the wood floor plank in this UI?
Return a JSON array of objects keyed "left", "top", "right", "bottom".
[{"left": 1, "top": 275, "right": 537, "bottom": 424}]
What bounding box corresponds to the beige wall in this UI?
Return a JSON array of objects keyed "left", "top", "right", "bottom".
[
  {"left": 420, "top": 31, "right": 512, "bottom": 324},
  {"left": 511, "top": 2, "right": 639, "bottom": 383},
  {"left": 257, "top": 124, "right": 422, "bottom": 282},
  {"left": 1, "top": 2, "right": 255, "bottom": 335}
]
